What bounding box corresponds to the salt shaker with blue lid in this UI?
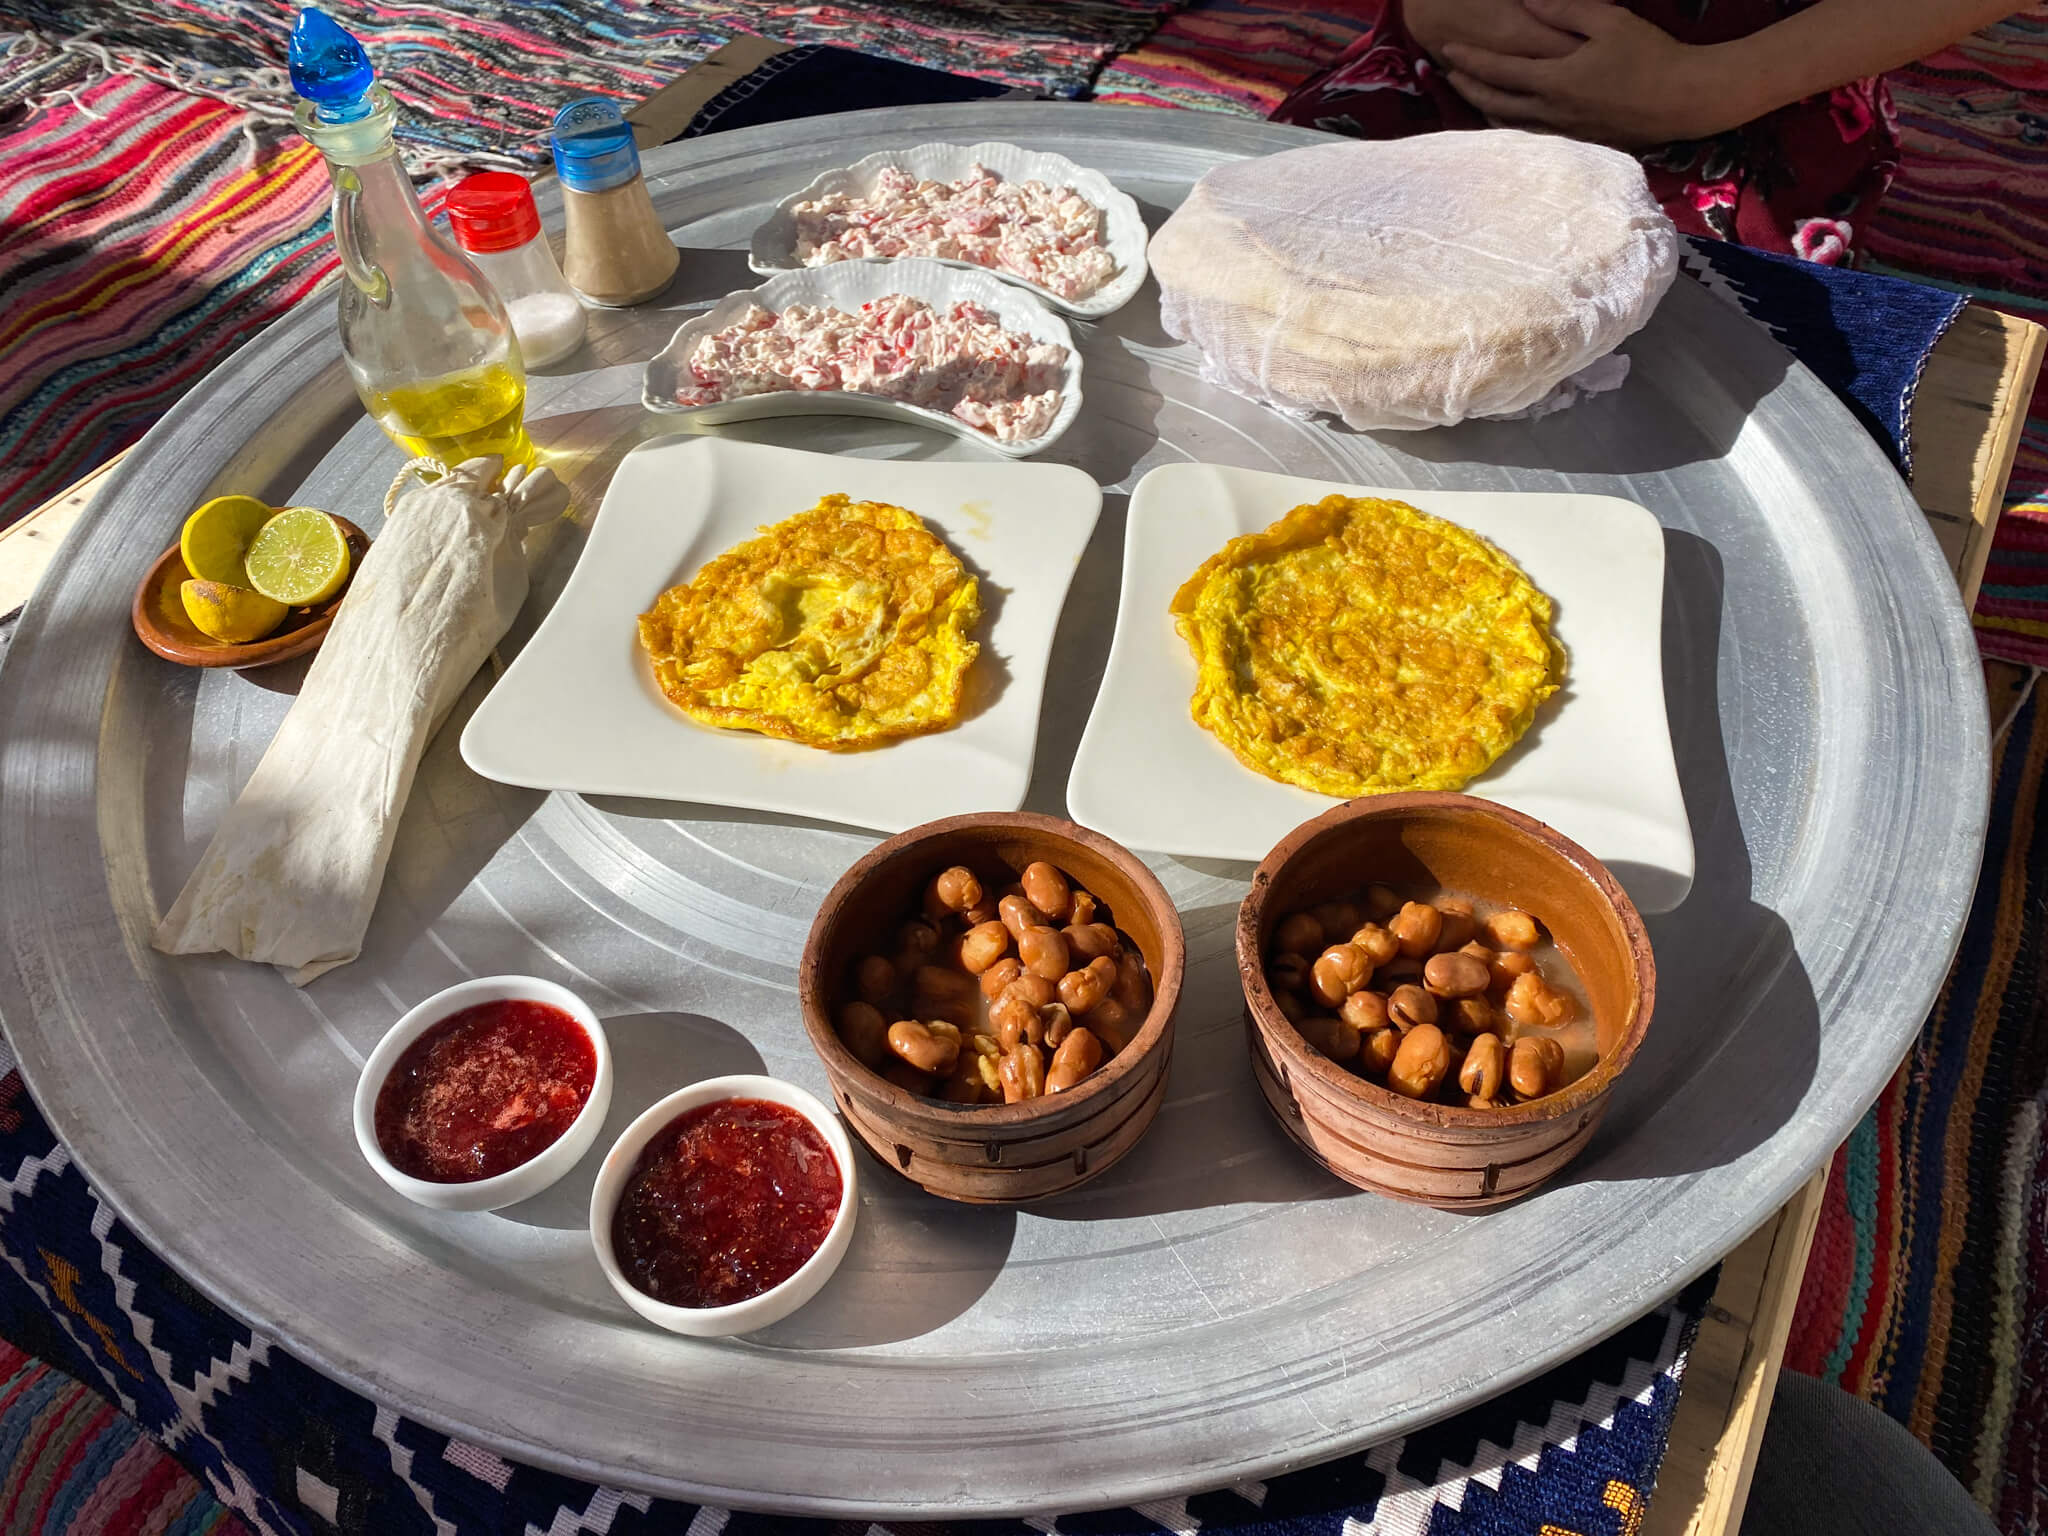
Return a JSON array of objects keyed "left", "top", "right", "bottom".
[{"left": 551, "top": 97, "right": 680, "bottom": 307}]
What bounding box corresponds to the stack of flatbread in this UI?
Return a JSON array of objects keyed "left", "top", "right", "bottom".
[{"left": 1148, "top": 129, "right": 1679, "bottom": 431}]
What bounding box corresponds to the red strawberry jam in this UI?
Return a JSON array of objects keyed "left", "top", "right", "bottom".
[
  {"left": 612, "top": 1098, "right": 842, "bottom": 1308},
  {"left": 374, "top": 999, "right": 595, "bottom": 1182}
]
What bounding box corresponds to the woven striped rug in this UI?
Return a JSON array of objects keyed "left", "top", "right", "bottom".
[
  {"left": 0, "top": 1339, "right": 246, "bottom": 1535},
  {"left": 0, "top": 66, "right": 337, "bottom": 528},
  {"left": 1785, "top": 677, "right": 2048, "bottom": 1531}
]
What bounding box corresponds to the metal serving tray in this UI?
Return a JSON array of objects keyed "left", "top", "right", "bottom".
[{"left": 0, "top": 105, "right": 1987, "bottom": 1515}]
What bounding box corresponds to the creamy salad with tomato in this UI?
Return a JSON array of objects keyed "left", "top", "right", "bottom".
[
  {"left": 668, "top": 295, "right": 1068, "bottom": 443},
  {"left": 792, "top": 165, "right": 1119, "bottom": 303}
]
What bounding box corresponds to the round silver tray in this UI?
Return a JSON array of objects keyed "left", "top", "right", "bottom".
[{"left": 0, "top": 105, "right": 1988, "bottom": 1515}]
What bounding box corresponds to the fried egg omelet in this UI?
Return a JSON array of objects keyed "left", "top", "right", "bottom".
[
  {"left": 637, "top": 493, "right": 981, "bottom": 750},
  {"left": 1170, "top": 495, "right": 1565, "bottom": 796}
]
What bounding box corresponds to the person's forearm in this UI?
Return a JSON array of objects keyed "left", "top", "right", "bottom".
[{"left": 1707, "top": 0, "right": 2017, "bottom": 123}]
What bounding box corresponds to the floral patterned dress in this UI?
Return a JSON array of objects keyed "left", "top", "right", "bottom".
[{"left": 1269, "top": 0, "right": 1899, "bottom": 263}]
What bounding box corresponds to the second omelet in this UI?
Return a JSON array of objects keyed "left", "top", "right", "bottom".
[
  {"left": 1170, "top": 495, "right": 1565, "bottom": 796},
  {"left": 638, "top": 493, "right": 981, "bottom": 750}
]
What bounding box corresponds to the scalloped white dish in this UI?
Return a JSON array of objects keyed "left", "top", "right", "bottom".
[
  {"left": 641, "top": 259, "right": 1082, "bottom": 460},
  {"left": 747, "top": 140, "right": 1149, "bottom": 319}
]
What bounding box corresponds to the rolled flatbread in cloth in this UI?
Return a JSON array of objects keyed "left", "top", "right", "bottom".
[
  {"left": 1147, "top": 129, "right": 1679, "bottom": 430},
  {"left": 153, "top": 455, "right": 568, "bottom": 984}
]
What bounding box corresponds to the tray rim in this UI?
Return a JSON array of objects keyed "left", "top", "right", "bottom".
[{"left": 0, "top": 103, "right": 1991, "bottom": 1516}]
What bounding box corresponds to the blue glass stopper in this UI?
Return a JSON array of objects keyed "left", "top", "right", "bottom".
[{"left": 289, "top": 8, "right": 376, "bottom": 123}]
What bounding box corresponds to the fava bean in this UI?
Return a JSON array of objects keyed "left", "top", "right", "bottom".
[
  {"left": 999, "top": 1042, "right": 1046, "bottom": 1102},
  {"left": 1088, "top": 996, "right": 1135, "bottom": 1053},
  {"left": 1269, "top": 951, "right": 1311, "bottom": 993},
  {"left": 1068, "top": 889, "right": 1099, "bottom": 927},
  {"left": 1065, "top": 922, "right": 1121, "bottom": 962},
  {"left": 1042, "top": 1002, "right": 1076, "bottom": 1048},
  {"left": 929, "top": 866, "right": 982, "bottom": 917},
  {"left": 881, "top": 1058, "right": 934, "bottom": 1094},
  {"left": 1388, "top": 983, "right": 1438, "bottom": 1031},
  {"left": 1020, "top": 861, "right": 1073, "bottom": 922},
  {"left": 1458, "top": 1033, "right": 1507, "bottom": 1100},
  {"left": 1364, "top": 883, "right": 1402, "bottom": 921},
  {"left": 959, "top": 920, "right": 1012, "bottom": 974},
  {"left": 1311, "top": 943, "right": 1374, "bottom": 1007},
  {"left": 1339, "top": 989, "right": 1390, "bottom": 1033},
  {"left": 1484, "top": 909, "right": 1540, "bottom": 951},
  {"left": 1004, "top": 972, "right": 1058, "bottom": 1011},
  {"left": 838, "top": 1001, "right": 890, "bottom": 1068},
  {"left": 1391, "top": 901, "right": 1443, "bottom": 959},
  {"left": 962, "top": 895, "right": 1001, "bottom": 927},
  {"left": 979, "top": 956, "right": 1024, "bottom": 1000},
  {"left": 1274, "top": 989, "right": 1307, "bottom": 1023},
  {"left": 1350, "top": 923, "right": 1400, "bottom": 967},
  {"left": 1046, "top": 1027, "right": 1104, "bottom": 1092},
  {"left": 1274, "top": 912, "right": 1325, "bottom": 956},
  {"left": 1000, "top": 893, "right": 1052, "bottom": 940},
  {"left": 1509, "top": 1035, "right": 1566, "bottom": 1100},
  {"left": 1112, "top": 949, "right": 1153, "bottom": 1014},
  {"left": 942, "top": 1058, "right": 990, "bottom": 1103},
  {"left": 888, "top": 1019, "right": 960, "bottom": 1075},
  {"left": 855, "top": 954, "right": 895, "bottom": 1004},
  {"left": 1433, "top": 897, "right": 1477, "bottom": 951},
  {"left": 1310, "top": 901, "right": 1363, "bottom": 940},
  {"left": 1449, "top": 996, "right": 1496, "bottom": 1037},
  {"left": 1389, "top": 1023, "right": 1452, "bottom": 1099},
  {"left": 1298, "top": 1013, "right": 1362, "bottom": 1064},
  {"left": 1059, "top": 956, "right": 1117, "bottom": 1015},
  {"left": 896, "top": 918, "right": 942, "bottom": 965},
  {"left": 1361, "top": 1025, "right": 1402, "bottom": 1076},
  {"left": 1505, "top": 971, "right": 1574, "bottom": 1028},
  {"left": 913, "top": 964, "right": 980, "bottom": 1026},
  {"left": 1018, "top": 926, "right": 1070, "bottom": 980},
  {"left": 991, "top": 992, "right": 1046, "bottom": 1051},
  {"left": 1488, "top": 949, "right": 1536, "bottom": 993},
  {"left": 1423, "top": 951, "right": 1490, "bottom": 999}
]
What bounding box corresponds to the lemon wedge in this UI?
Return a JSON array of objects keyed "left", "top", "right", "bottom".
[
  {"left": 244, "top": 507, "right": 352, "bottom": 606},
  {"left": 181, "top": 580, "right": 288, "bottom": 644},
  {"left": 179, "top": 495, "right": 273, "bottom": 586}
]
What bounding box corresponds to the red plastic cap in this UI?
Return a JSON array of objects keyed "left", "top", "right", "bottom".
[{"left": 446, "top": 172, "right": 541, "bottom": 253}]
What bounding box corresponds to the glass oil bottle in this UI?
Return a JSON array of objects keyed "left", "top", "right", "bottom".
[{"left": 289, "top": 9, "right": 533, "bottom": 467}]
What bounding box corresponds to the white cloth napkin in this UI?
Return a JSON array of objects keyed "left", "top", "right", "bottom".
[{"left": 152, "top": 455, "right": 568, "bottom": 984}]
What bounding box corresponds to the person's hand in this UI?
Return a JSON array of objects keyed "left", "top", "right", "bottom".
[
  {"left": 1439, "top": 0, "right": 1754, "bottom": 148},
  {"left": 1403, "top": 0, "right": 1584, "bottom": 66}
]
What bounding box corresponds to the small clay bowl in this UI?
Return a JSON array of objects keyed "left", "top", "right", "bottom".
[
  {"left": 131, "top": 515, "right": 369, "bottom": 669},
  {"left": 800, "top": 812, "right": 1185, "bottom": 1204},
  {"left": 1237, "top": 792, "right": 1655, "bottom": 1210}
]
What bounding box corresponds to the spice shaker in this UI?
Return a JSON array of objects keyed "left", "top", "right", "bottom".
[
  {"left": 550, "top": 97, "right": 680, "bottom": 307},
  {"left": 446, "top": 172, "right": 588, "bottom": 368}
]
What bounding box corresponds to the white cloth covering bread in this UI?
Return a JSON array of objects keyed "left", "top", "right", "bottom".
[
  {"left": 1147, "top": 130, "right": 1679, "bottom": 430},
  {"left": 152, "top": 455, "right": 568, "bottom": 984}
]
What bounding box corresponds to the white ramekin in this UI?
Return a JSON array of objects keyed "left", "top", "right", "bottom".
[
  {"left": 353, "top": 975, "right": 614, "bottom": 1213},
  {"left": 589, "top": 1074, "right": 857, "bottom": 1337}
]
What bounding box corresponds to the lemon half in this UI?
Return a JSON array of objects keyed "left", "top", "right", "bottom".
[
  {"left": 181, "top": 580, "right": 287, "bottom": 644},
  {"left": 244, "top": 507, "right": 352, "bottom": 607},
  {"left": 179, "top": 495, "right": 273, "bottom": 586}
]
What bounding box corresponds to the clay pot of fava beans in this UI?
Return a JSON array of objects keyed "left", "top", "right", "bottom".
[
  {"left": 800, "top": 813, "right": 1184, "bottom": 1204},
  {"left": 1238, "top": 793, "right": 1655, "bottom": 1210}
]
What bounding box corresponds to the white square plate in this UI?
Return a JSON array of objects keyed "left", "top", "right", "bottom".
[
  {"left": 1067, "top": 464, "right": 1694, "bottom": 913},
  {"left": 461, "top": 437, "right": 1101, "bottom": 831}
]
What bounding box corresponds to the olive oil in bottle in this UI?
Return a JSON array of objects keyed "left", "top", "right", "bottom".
[{"left": 366, "top": 363, "right": 532, "bottom": 466}]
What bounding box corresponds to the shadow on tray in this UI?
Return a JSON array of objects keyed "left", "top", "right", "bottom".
[{"left": 1549, "top": 526, "right": 1819, "bottom": 1191}]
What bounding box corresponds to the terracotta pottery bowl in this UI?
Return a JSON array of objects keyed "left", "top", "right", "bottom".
[
  {"left": 1237, "top": 792, "right": 1655, "bottom": 1209},
  {"left": 130, "top": 515, "right": 369, "bottom": 669},
  {"left": 800, "top": 811, "right": 1185, "bottom": 1204}
]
